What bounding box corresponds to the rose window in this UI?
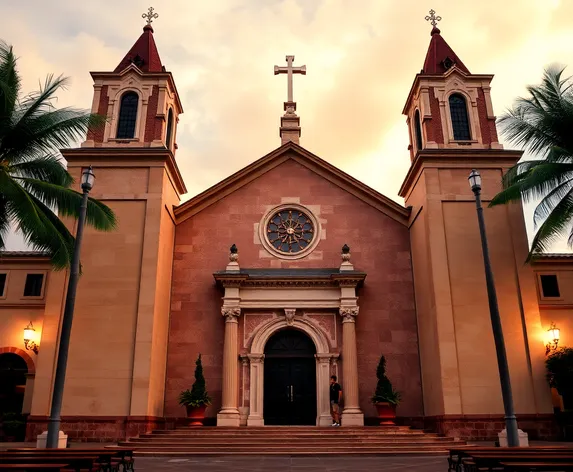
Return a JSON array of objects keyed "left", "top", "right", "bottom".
[{"left": 266, "top": 209, "right": 315, "bottom": 254}]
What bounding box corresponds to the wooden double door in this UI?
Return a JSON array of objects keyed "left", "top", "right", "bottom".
[{"left": 263, "top": 329, "right": 317, "bottom": 425}]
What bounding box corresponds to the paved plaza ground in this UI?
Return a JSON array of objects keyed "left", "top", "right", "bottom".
[{"left": 136, "top": 455, "right": 448, "bottom": 471}]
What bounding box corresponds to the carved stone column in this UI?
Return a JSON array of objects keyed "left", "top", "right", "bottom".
[
  {"left": 340, "top": 307, "right": 364, "bottom": 426},
  {"left": 217, "top": 307, "right": 241, "bottom": 426},
  {"left": 247, "top": 354, "right": 265, "bottom": 426}
]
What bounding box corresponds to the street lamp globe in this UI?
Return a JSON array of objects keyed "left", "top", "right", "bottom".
[
  {"left": 81, "top": 166, "right": 95, "bottom": 192},
  {"left": 468, "top": 169, "right": 482, "bottom": 192}
]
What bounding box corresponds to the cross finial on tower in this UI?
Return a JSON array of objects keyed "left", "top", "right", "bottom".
[
  {"left": 142, "top": 7, "right": 159, "bottom": 26},
  {"left": 425, "top": 9, "right": 442, "bottom": 33}
]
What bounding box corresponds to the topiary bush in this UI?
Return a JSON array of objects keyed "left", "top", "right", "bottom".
[
  {"left": 371, "top": 356, "right": 401, "bottom": 406},
  {"left": 179, "top": 354, "right": 211, "bottom": 407}
]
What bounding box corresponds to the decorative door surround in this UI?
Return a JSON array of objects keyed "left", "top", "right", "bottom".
[{"left": 213, "top": 247, "right": 366, "bottom": 427}]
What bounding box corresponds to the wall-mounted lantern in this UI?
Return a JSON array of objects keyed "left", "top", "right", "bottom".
[
  {"left": 23, "top": 322, "right": 39, "bottom": 355},
  {"left": 546, "top": 322, "right": 560, "bottom": 355}
]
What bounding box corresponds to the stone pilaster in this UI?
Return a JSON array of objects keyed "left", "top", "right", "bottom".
[
  {"left": 339, "top": 307, "right": 364, "bottom": 426},
  {"left": 316, "top": 354, "right": 335, "bottom": 426},
  {"left": 246, "top": 354, "right": 265, "bottom": 426},
  {"left": 217, "top": 306, "right": 241, "bottom": 426}
]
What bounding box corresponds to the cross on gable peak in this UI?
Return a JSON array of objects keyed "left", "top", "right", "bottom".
[{"left": 274, "top": 55, "right": 306, "bottom": 104}]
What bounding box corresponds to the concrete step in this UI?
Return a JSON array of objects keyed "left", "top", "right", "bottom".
[
  {"left": 169, "top": 426, "right": 412, "bottom": 432},
  {"left": 138, "top": 433, "right": 436, "bottom": 439},
  {"left": 114, "top": 425, "right": 464, "bottom": 457},
  {"left": 115, "top": 443, "right": 457, "bottom": 455},
  {"left": 129, "top": 449, "right": 450, "bottom": 457},
  {"left": 127, "top": 438, "right": 456, "bottom": 444}
]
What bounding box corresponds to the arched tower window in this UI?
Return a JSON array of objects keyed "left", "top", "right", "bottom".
[
  {"left": 414, "top": 109, "right": 423, "bottom": 150},
  {"left": 449, "top": 94, "right": 471, "bottom": 141},
  {"left": 166, "top": 109, "right": 174, "bottom": 149},
  {"left": 116, "top": 92, "right": 139, "bottom": 139}
]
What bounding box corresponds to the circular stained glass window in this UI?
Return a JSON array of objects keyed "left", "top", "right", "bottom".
[{"left": 266, "top": 209, "right": 315, "bottom": 254}]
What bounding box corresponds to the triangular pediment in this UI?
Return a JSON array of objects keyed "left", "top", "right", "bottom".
[{"left": 174, "top": 142, "right": 409, "bottom": 226}]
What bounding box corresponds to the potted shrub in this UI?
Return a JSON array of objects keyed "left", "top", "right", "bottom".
[
  {"left": 371, "top": 356, "right": 401, "bottom": 425},
  {"left": 1, "top": 412, "right": 25, "bottom": 442},
  {"left": 178, "top": 354, "right": 211, "bottom": 426},
  {"left": 546, "top": 347, "right": 573, "bottom": 410},
  {"left": 546, "top": 347, "right": 573, "bottom": 439}
]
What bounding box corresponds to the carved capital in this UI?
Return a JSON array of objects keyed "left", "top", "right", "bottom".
[
  {"left": 339, "top": 306, "right": 359, "bottom": 323},
  {"left": 247, "top": 353, "right": 264, "bottom": 364},
  {"left": 284, "top": 308, "right": 297, "bottom": 326},
  {"left": 221, "top": 307, "right": 241, "bottom": 322},
  {"left": 315, "top": 354, "right": 332, "bottom": 365}
]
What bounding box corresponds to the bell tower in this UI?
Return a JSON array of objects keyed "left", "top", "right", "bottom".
[
  {"left": 400, "top": 12, "right": 554, "bottom": 438},
  {"left": 31, "top": 9, "right": 187, "bottom": 434},
  {"left": 83, "top": 9, "right": 182, "bottom": 151},
  {"left": 403, "top": 13, "right": 502, "bottom": 160}
]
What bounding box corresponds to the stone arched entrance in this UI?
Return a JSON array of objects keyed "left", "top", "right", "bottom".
[
  {"left": 263, "top": 329, "right": 317, "bottom": 425},
  {"left": 247, "top": 317, "right": 334, "bottom": 426}
]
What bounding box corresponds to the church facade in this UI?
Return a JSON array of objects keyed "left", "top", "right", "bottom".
[{"left": 0, "top": 18, "right": 570, "bottom": 442}]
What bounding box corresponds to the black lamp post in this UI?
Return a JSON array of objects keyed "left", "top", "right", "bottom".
[
  {"left": 46, "top": 166, "right": 95, "bottom": 448},
  {"left": 469, "top": 169, "right": 520, "bottom": 447}
]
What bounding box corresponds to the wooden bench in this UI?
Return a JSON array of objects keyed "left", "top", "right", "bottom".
[
  {"left": 500, "top": 462, "right": 573, "bottom": 471},
  {"left": 462, "top": 454, "right": 573, "bottom": 472},
  {"left": 0, "top": 455, "right": 102, "bottom": 472},
  {"left": 449, "top": 447, "right": 573, "bottom": 472},
  {"left": 9, "top": 449, "right": 133, "bottom": 472},
  {"left": 0, "top": 465, "right": 70, "bottom": 471}
]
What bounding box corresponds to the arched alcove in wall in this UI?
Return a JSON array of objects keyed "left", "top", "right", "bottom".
[{"left": 0, "top": 352, "right": 28, "bottom": 415}]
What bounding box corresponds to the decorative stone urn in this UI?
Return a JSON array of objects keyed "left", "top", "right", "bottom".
[
  {"left": 186, "top": 405, "right": 208, "bottom": 426},
  {"left": 374, "top": 402, "right": 397, "bottom": 426}
]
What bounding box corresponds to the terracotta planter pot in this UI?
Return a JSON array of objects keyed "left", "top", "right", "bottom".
[
  {"left": 374, "top": 402, "right": 396, "bottom": 426},
  {"left": 185, "top": 404, "right": 207, "bottom": 426}
]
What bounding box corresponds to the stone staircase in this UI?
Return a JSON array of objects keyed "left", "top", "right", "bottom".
[{"left": 115, "top": 426, "right": 465, "bottom": 456}]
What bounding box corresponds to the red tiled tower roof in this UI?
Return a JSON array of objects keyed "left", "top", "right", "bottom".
[
  {"left": 422, "top": 26, "right": 470, "bottom": 75},
  {"left": 114, "top": 24, "right": 163, "bottom": 73}
]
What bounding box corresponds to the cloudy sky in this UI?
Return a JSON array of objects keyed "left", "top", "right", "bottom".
[{"left": 4, "top": 0, "right": 573, "bottom": 250}]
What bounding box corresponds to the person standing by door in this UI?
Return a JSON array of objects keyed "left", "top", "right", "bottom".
[{"left": 330, "top": 375, "right": 342, "bottom": 426}]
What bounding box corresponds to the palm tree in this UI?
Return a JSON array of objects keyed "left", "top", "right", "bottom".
[
  {"left": 0, "top": 40, "right": 116, "bottom": 269},
  {"left": 490, "top": 66, "right": 573, "bottom": 259}
]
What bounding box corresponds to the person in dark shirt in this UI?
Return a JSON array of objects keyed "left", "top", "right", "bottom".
[{"left": 330, "top": 375, "right": 342, "bottom": 426}]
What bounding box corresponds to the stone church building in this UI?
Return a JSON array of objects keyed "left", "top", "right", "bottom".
[{"left": 1, "top": 19, "right": 571, "bottom": 442}]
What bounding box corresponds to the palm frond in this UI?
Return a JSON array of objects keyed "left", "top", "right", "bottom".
[
  {"left": 528, "top": 188, "right": 573, "bottom": 258},
  {"left": 497, "top": 66, "right": 573, "bottom": 157},
  {"left": 9, "top": 155, "right": 73, "bottom": 187},
  {"left": 3, "top": 108, "right": 105, "bottom": 164},
  {"left": 2, "top": 175, "right": 74, "bottom": 269},
  {"left": 27, "top": 193, "right": 76, "bottom": 269},
  {"left": 533, "top": 178, "right": 573, "bottom": 227},
  {"left": 0, "top": 192, "right": 8, "bottom": 251},
  {"left": 0, "top": 40, "right": 19, "bottom": 131},
  {"left": 490, "top": 161, "right": 573, "bottom": 206},
  {"left": 14, "top": 178, "right": 116, "bottom": 231},
  {"left": 0, "top": 43, "right": 116, "bottom": 269},
  {"left": 16, "top": 74, "right": 70, "bottom": 124}
]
